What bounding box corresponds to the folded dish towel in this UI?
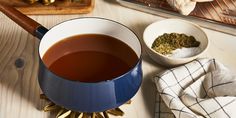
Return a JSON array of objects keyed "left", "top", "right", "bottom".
[{"left": 154, "top": 58, "right": 236, "bottom": 118}]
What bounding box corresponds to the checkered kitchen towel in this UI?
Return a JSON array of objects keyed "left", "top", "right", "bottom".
[{"left": 154, "top": 58, "right": 236, "bottom": 118}]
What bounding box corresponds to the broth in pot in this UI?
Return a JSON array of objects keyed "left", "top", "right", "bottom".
[{"left": 42, "top": 34, "right": 139, "bottom": 82}]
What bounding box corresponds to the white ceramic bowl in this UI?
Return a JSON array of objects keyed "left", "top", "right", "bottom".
[{"left": 143, "top": 19, "right": 209, "bottom": 67}]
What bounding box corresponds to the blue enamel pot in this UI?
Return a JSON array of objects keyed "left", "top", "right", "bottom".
[
  {"left": 38, "top": 18, "right": 143, "bottom": 112},
  {"left": 0, "top": 4, "right": 142, "bottom": 113}
]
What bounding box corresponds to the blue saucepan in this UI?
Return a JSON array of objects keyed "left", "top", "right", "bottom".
[{"left": 0, "top": 3, "right": 142, "bottom": 112}]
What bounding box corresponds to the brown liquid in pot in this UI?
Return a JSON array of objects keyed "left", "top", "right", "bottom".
[{"left": 42, "top": 34, "right": 138, "bottom": 82}]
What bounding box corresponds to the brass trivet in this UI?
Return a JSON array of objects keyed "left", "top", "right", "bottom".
[{"left": 40, "top": 94, "right": 131, "bottom": 118}]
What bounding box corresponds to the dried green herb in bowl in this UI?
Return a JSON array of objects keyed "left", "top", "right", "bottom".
[{"left": 151, "top": 33, "right": 200, "bottom": 55}]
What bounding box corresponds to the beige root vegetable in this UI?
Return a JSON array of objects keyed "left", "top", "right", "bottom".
[{"left": 167, "top": 0, "right": 214, "bottom": 15}]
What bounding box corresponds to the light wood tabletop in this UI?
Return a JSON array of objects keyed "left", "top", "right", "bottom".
[{"left": 0, "top": 0, "right": 236, "bottom": 118}]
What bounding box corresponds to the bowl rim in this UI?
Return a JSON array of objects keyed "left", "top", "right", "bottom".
[{"left": 143, "top": 18, "right": 209, "bottom": 61}]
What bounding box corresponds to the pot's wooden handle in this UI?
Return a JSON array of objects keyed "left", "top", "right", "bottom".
[{"left": 0, "top": 2, "right": 48, "bottom": 39}]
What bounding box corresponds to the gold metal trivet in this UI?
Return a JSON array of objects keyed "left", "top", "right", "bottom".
[{"left": 40, "top": 94, "right": 131, "bottom": 118}]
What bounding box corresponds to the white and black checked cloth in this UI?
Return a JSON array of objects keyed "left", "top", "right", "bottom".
[{"left": 154, "top": 58, "right": 236, "bottom": 118}]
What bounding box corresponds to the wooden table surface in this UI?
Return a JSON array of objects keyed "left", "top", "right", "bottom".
[{"left": 0, "top": 0, "right": 236, "bottom": 118}]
